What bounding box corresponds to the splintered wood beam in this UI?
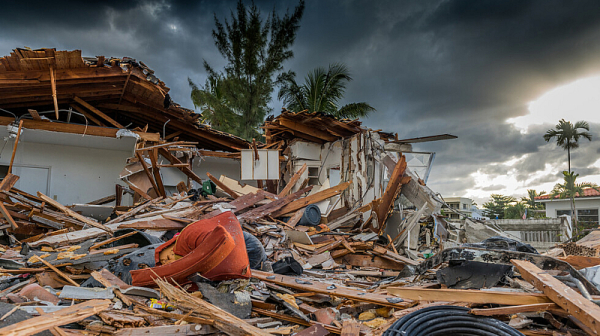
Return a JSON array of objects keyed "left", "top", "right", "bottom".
[
  {"left": 278, "top": 118, "right": 338, "bottom": 142},
  {"left": 135, "top": 151, "right": 160, "bottom": 197},
  {"left": 70, "top": 104, "right": 107, "bottom": 127},
  {"left": 33, "top": 255, "right": 79, "bottom": 287},
  {"left": 73, "top": 96, "right": 124, "bottom": 128},
  {"left": 158, "top": 148, "right": 203, "bottom": 184},
  {"left": 511, "top": 259, "right": 600, "bottom": 335},
  {"left": 206, "top": 172, "right": 238, "bottom": 199},
  {"left": 8, "top": 120, "right": 24, "bottom": 175},
  {"left": 0, "top": 117, "right": 159, "bottom": 142},
  {"left": 271, "top": 181, "right": 352, "bottom": 217},
  {"left": 386, "top": 287, "right": 552, "bottom": 306},
  {"left": 165, "top": 130, "right": 183, "bottom": 140},
  {"left": 375, "top": 155, "right": 408, "bottom": 232},
  {"left": 469, "top": 303, "right": 561, "bottom": 316},
  {"left": 0, "top": 173, "right": 19, "bottom": 192},
  {"left": 106, "top": 197, "right": 164, "bottom": 225},
  {"left": 49, "top": 65, "right": 59, "bottom": 119},
  {"left": 37, "top": 192, "right": 113, "bottom": 235},
  {"left": 253, "top": 270, "right": 413, "bottom": 309},
  {"left": 0, "top": 299, "right": 111, "bottom": 336},
  {"left": 118, "top": 65, "right": 132, "bottom": 105},
  {"left": 149, "top": 149, "right": 166, "bottom": 197},
  {"left": 279, "top": 163, "right": 307, "bottom": 197},
  {"left": 0, "top": 202, "right": 18, "bottom": 230}
]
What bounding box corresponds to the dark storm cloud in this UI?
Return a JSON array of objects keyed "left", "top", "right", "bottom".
[{"left": 2, "top": 0, "right": 600, "bottom": 201}]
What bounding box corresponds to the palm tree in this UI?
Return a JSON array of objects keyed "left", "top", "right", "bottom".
[
  {"left": 550, "top": 171, "right": 599, "bottom": 235},
  {"left": 521, "top": 189, "right": 546, "bottom": 218},
  {"left": 543, "top": 119, "right": 592, "bottom": 173},
  {"left": 277, "top": 63, "right": 375, "bottom": 119}
]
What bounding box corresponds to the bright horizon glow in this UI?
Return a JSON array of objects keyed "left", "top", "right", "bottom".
[{"left": 508, "top": 75, "right": 600, "bottom": 132}]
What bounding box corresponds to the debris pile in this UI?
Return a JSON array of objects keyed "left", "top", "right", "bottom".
[{"left": 0, "top": 48, "right": 599, "bottom": 336}]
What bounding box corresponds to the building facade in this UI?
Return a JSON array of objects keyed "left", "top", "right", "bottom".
[{"left": 535, "top": 188, "right": 600, "bottom": 226}]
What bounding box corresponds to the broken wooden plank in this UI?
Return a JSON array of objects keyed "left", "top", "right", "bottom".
[
  {"left": 336, "top": 254, "right": 405, "bottom": 271},
  {"left": 206, "top": 173, "right": 238, "bottom": 199},
  {"left": 155, "top": 278, "right": 271, "bottom": 336},
  {"left": 89, "top": 231, "right": 139, "bottom": 250},
  {"left": 0, "top": 173, "right": 19, "bottom": 192},
  {"left": 73, "top": 96, "right": 124, "bottom": 128},
  {"left": 70, "top": 104, "right": 107, "bottom": 127},
  {"left": 118, "top": 218, "right": 184, "bottom": 230},
  {"left": 372, "top": 245, "right": 420, "bottom": 266},
  {"left": 91, "top": 271, "right": 131, "bottom": 306},
  {"left": 135, "top": 151, "right": 161, "bottom": 198},
  {"left": 37, "top": 192, "right": 113, "bottom": 234},
  {"left": 252, "top": 308, "right": 342, "bottom": 335},
  {"left": 149, "top": 149, "right": 166, "bottom": 197},
  {"left": 253, "top": 270, "right": 413, "bottom": 309},
  {"left": 113, "top": 324, "right": 214, "bottom": 336},
  {"left": 0, "top": 299, "right": 111, "bottom": 336},
  {"left": 374, "top": 155, "right": 407, "bottom": 232},
  {"left": 7, "top": 119, "right": 24, "bottom": 175},
  {"left": 49, "top": 66, "right": 59, "bottom": 119},
  {"left": 105, "top": 197, "right": 164, "bottom": 225},
  {"left": 469, "top": 303, "right": 561, "bottom": 316},
  {"left": 0, "top": 118, "right": 159, "bottom": 142},
  {"left": 0, "top": 202, "right": 18, "bottom": 230},
  {"left": 279, "top": 163, "right": 307, "bottom": 197},
  {"left": 512, "top": 259, "right": 600, "bottom": 335},
  {"left": 238, "top": 187, "right": 313, "bottom": 222},
  {"left": 33, "top": 255, "right": 79, "bottom": 287},
  {"left": 272, "top": 181, "right": 352, "bottom": 217},
  {"left": 386, "top": 287, "right": 552, "bottom": 305}
]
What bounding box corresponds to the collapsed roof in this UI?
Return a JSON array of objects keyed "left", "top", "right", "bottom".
[{"left": 0, "top": 48, "right": 249, "bottom": 151}]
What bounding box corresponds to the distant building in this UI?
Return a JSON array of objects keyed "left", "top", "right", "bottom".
[
  {"left": 535, "top": 188, "right": 600, "bottom": 226},
  {"left": 443, "top": 196, "right": 474, "bottom": 221}
]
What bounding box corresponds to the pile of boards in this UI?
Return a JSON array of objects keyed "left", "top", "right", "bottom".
[{"left": 0, "top": 143, "right": 600, "bottom": 335}]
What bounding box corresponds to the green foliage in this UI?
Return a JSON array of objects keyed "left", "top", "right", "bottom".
[
  {"left": 482, "top": 194, "right": 516, "bottom": 219},
  {"left": 277, "top": 63, "right": 376, "bottom": 119},
  {"left": 544, "top": 119, "right": 592, "bottom": 173},
  {"left": 504, "top": 201, "right": 526, "bottom": 219},
  {"left": 550, "top": 171, "right": 598, "bottom": 200},
  {"left": 551, "top": 171, "right": 600, "bottom": 235},
  {"left": 190, "top": 0, "right": 305, "bottom": 140}
]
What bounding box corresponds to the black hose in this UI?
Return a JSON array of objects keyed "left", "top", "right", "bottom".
[{"left": 383, "top": 305, "right": 525, "bottom": 336}]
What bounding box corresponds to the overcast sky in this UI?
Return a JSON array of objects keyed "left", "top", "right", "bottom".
[{"left": 2, "top": 0, "right": 600, "bottom": 205}]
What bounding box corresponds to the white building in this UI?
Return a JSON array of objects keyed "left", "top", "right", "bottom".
[
  {"left": 535, "top": 188, "right": 600, "bottom": 226},
  {"left": 443, "top": 196, "right": 473, "bottom": 221}
]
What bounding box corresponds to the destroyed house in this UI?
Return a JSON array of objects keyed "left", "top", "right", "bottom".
[
  {"left": 2, "top": 49, "right": 600, "bottom": 336},
  {"left": 0, "top": 48, "right": 249, "bottom": 205},
  {"left": 263, "top": 110, "right": 445, "bottom": 246}
]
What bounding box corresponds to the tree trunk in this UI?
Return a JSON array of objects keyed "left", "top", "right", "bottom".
[
  {"left": 568, "top": 145, "right": 571, "bottom": 173},
  {"left": 571, "top": 195, "right": 578, "bottom": 238}
]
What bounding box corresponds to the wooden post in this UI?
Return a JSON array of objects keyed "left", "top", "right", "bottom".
[
  {"left": 49, "top": 65, "right": 59, "bottom": 119},
  {"left": 8, "top": 120, "right": 24, "bottom": 175}
]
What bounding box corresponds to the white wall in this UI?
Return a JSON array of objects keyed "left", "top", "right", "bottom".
[
  {"left": 0, "top": 129, "right": 136, "bottom": 205},
  {"left": 544, "top": 198, "right": 600, "bottom": 217}
]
